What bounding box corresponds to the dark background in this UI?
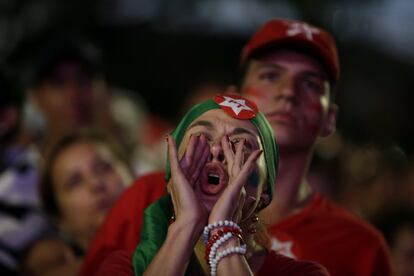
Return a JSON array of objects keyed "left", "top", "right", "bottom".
[{"left": 1, "top": 0, "right": 413, "bottom": 154}]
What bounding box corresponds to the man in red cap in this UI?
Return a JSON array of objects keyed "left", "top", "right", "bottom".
[{"left": 238, "top": 18, "right": 393, "bottom": 275}]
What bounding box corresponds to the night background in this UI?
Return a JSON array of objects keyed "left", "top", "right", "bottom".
[{"left": 1, "top": 0, "right": 413, "bottom": 153}]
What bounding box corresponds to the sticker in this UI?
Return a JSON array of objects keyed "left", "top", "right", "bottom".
[{"left": 214, "top": 94, "right": 258, "bottom": 120}]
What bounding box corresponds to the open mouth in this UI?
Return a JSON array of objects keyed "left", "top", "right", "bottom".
[
  {"left": 199, "top": 163, "right": 228, "bottom": 195},
  {"left": 207, "top": 173, "right": 220, "bottom": 185}
]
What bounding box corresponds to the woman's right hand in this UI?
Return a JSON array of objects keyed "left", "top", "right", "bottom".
[{"left": 166, "top": 134, "right": 210, "bottom": 228}]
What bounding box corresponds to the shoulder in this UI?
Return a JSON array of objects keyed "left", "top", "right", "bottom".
[
  {"left": 316, "top": 196, "right": 386, "bottom": 242},
  {"left": 258, "top": 251, "right": 329, "bottom": 275}
]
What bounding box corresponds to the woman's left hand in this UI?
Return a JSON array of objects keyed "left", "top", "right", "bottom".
[{"left": 208, "top": 136, "right": 262, "bottom": 224}]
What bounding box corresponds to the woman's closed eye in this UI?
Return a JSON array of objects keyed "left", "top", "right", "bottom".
[
  {"left": 93, "top": 159, "right": 113, "bottom": 174},
  {"left": 230, "top": 137, "right": 254, "bottom": 152},
  {"left": 193, "top": 131, "right": 213, "bottom": 142},
  {"left": 300, "top": 75, "right": 325, "bottom": 95}
]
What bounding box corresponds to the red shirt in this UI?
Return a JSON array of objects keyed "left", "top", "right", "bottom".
[
  {"left": 80, "top": 172, "right": 166, "bottom": 276},
  {"left": 267, "top": 193, "right": 393, "bottom": 276},
  {"left": 95, "top": 250, "right": 328, "bottom": 276},
  {"left": 81, "top": 172, "right": 392, "bottom": 276}
]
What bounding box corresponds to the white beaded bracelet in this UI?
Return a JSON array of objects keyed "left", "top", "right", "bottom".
[
  {"left": 208, "top": 232, "right": 234, "bottom": 266},
  {"left": 210, "top": 244, "right": 247, "bottom": 276},
  {"left": 203, "top": 220, "right": 241, "bottom": 244}
]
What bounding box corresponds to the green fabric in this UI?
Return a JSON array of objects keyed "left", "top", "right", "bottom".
[
  {"left": 132, "top": 96, "right": 279, "bottom": 274},
  {"left": 132, "top": 195, "right": 172, "bottom": 276},
  {"left": 250, "top": 111, "right": 279, "bottom": 199}
]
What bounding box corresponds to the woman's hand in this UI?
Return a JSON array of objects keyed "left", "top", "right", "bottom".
[
  {"left": 167, "top": 134, "right": 210, "bottom": 227},
  {"left": 208, "top": 136, "right": 262, "bottom": 224}
]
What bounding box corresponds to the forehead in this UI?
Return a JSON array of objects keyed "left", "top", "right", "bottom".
[
  {"left": 55, "top": 141, "right": 107, "bottom": 163},
  {"left": 252, "top": 49, "right": 328, "bottom": 78},
  {"left": 187, "top": 109, "right": 259, "bottom": 136}
]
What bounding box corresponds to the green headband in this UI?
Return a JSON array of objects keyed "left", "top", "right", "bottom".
[{"left": 165, "top": 96, "right": 278, "bottom": 200}]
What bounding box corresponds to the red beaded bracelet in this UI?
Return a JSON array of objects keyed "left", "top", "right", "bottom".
[{"left": 204, "top": 227, "right": 243, "bottom": 262}]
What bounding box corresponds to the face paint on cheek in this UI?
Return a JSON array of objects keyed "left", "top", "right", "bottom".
[
  {"left": 306, "top": 124, "right": 321, "bottom": 134},
  {"left": 309, "top": 102, "right": 323, "bottom": 112},
  {"left": 242, "top": 87, "right": 267, "bottom": 100},
  {"left": 305, "top": 100, "right": 328, "bottom": 133}
]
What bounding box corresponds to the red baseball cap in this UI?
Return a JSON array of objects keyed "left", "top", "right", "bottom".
[{"left": 241, "top": 19, "right": 340, "bottom": 82}]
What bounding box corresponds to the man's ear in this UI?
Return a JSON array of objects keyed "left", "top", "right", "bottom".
[
  {"left": 224, "top": 85, "right": 238, "bottom": 95},
  {"left": 321, "top": 103, "right": 338, "bottom": 137}
]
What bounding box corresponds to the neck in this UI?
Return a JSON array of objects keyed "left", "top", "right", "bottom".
[{"left": 260, "top": 147, "right": 315, "bottom": 225}]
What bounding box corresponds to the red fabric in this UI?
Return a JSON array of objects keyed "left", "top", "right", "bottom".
[
  {"left": 95, "top": 251, "right": 134, "bottom": 276},
  {"left": 95, "top": 250, "right": 328, "bottom": 276},
  {"left": 267, "top": 193, "right": 393, "bottom": 276},
  {"left": 81, "top": 172, "right": 392, "bottom": 276},
  {"left": 80, "top": 172, "right": 166, "bottom": 276},
  {"left": 257, "top": 251, "right": 329, "bottom": 275}
]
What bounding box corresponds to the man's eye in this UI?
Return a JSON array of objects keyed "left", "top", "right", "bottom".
[
  {"left": 259, "top": 71, "right": 280, "bottom": 82},
  {"left": 302, "top": 78, "right": 324, "bottom": 94}
]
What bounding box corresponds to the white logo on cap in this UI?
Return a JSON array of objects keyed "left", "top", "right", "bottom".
[
  {"left": 286, "top": 23, "right": 320, "bottom": 40},
  {"left": 219, "top": 96, "right": 253, "bottom": 115}
]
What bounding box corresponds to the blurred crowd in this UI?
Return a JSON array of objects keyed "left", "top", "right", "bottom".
[{"left": 0, "top": 31, "right": 413, "bottom": 276}]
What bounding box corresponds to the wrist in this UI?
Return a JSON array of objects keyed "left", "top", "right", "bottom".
[{"left": 170, "top": 216, "right": 204, "bottom": 242}]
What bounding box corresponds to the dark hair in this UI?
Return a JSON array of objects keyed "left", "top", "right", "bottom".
[
  {"left": 39, "top": 129, "right": 132, "bottom": 219},
  {"left": 238, "top": 44, "right": 337, "bottom": 102},
  {"left": 0, "top": 71, "right": 24, "bottom": 145},
  {"left": 0, "top": 71, "right": 22, "bottom": 108},
  {"left": 28, "top": 36, "right": 104, "bottom": 88}
]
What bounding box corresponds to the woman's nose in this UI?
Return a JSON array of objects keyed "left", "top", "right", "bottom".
[
  {"left": 209, "top": 142, "right": 225, "bottom": 163},
  {"left": 276, "top": 75, "right": 295, "bottom": 100},
  {"left": 88, "top": 175, "right": 106, "bottom": 192}
]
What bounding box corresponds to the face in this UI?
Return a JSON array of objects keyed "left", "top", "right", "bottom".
[
  {"left": 179, "top": 109, "right": 267, "bottom": 216},
  {"left": 241, "top": 50, "right": 336, "bottom": 152},
  {"left": 52, "top": 141, "right": 130, "bottom": 247},
  {"left": 33, "top": 61, "right": 101, "bottom": 132}
]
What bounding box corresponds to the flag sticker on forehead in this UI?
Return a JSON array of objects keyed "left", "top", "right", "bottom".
[{"left": 214, "top": 94, "right": 258, "bottom": 119}]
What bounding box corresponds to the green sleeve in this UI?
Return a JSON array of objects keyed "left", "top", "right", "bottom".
[{"left": 132, "top": 194, "right": 172, "bottom": 276}]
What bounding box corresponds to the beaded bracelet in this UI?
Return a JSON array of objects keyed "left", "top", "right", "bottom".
[
  {"left": 207, "top": 232, "right": 234, "bottom": 264},
  {"left": 210, "top": 244, "right": 247, "bottom": 276},
  {"left": 205, "top": 227, "right": 242, "bottom": 262},
  {"left": 203, "top": 220, "right": 241, "bottom": 244}
]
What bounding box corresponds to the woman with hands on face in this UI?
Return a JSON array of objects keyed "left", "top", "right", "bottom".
[{"left": 131, "top": 95, "right": 329, "bottom": 276}]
